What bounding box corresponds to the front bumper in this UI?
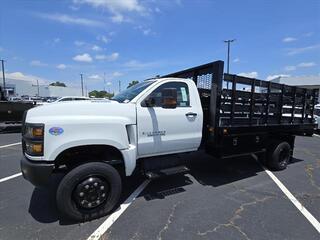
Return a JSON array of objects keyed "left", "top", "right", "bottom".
[{"left": 20, "top": 155, "right": 54, "bottom": 187}]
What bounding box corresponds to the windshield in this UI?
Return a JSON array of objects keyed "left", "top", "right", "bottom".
[{"left": 112, "top": 81, "right": 155, "bottom": 103}]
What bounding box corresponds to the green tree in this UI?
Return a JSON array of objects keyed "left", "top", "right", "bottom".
[
  {"left": 49, "top": 81, "right": 67, "bottom": 87},
  {"left": 89, "top": 90, "right": 114, "bottom": 99},
  {"left": 127, "top": 80, "right": 139, "bottom": 89}
]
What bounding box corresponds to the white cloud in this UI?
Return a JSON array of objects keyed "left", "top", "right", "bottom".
[
  {"left": 266, "top": 74, "right": 290, "bottom": 81},
  {"left": 238, "top": 72, "right": 258, "bottom": 78},
  {"left": 92, "top": 45, "right": 102, "bottom": 51},
  {"left": 73, "top": 0, "right": 145, "bottom": 13},
  {"left": 106, "top": 81, "right": 112, "bottom": 86},
  {"left": 0, "top": 47, "right": 3, "bottom": 52},
  {"left": 69, "top": 5, "right": 80, "bottom": 11},
  {"left": 143, "top": 28, "right": 151, "bottom": 35},
  {"left": 73, "top": 53, "right": 93, "bottom": 62},
  {"left": 282, "top": 37, "right": 297, "bottom": 43},
  {"left": 111, "top": 13, "right": 125, "bottom": 23},
  {"left": 287, "top": 44, "right": 320, "bottom": 55},
  {"left": 297, "top": 62, "right": 316, "bottom": 68},
  {"left": 123, "top": 60, "right": 161, "bottom": 70},
  {"left": 53, "top": 37, "right": 61, "bottom": 43},
  {"left": 74, "top": 0, "right": 145, "bottom": 24},
  {"left": 284, "top": 62, "right": 317, "bottom": 71},
  {"left": 38, "top": 13, "right": 104, "bottom": 27},
  {"left": 88, "top": 74, "right": 102, "bottom": 80},
  {"left": 233, "top": 58, "right": 240, "bottom": 63},
  {"left": 284, "top": 65, "right": 296, "bottom": 71},
  {"left": 95, "top": 52, "right": 119, "bottom": 61},
  {"left": 97, "top": 35, "right": 110, "bottom": 44},
  {"left": 74, "top": 40, "right": 85, "bottom": 46},
  {"left": 56, "top": 64, "right": 67, "bottom": 70},
  {"left": 1, "top": 71, "right": 47, "bottom": 84},
  {"left": 30, "top": 60, "right": 48, "bottom": 67},
  {"left": 112, "top": 71, "right": 123, "bottom": 77},
  {"left": 135, "top": 25, "right": 153, "bottom": 36},
  {"left": 304, "top": 32, "right": 314, "bottom": 37}
]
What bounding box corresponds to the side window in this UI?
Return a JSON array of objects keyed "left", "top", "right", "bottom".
[{"left": 145, "top": 82, "right": 190, "bottom": 107}]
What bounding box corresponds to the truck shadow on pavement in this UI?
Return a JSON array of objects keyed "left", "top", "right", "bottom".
[
  {"left": 141, "top": 152, "right": 303, "bottom": 201},
  {"left": 27, "top": 153, "right": 303, "bottom": 225}
]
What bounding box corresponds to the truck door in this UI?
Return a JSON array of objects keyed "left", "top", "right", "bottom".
[{"left": 136, "top": 81, "right": 203, "bottom": 157}]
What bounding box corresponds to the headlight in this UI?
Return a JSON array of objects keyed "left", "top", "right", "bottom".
[
  {"left": 23, "top": 123, "right": 44, "bottom": 156},
  {"left": 25, "top": 142, "right": 43, "bottom": 155},
  {"left": 25, "top": 124, "right": 44, "bottom": 138}
]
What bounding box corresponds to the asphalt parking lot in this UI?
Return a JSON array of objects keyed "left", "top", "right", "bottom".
[{"left": 0, "top": 133, "right": 319, "bottom": 240}]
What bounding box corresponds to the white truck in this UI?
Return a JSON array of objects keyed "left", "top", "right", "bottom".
[{"left": 21, "top": 61, "right": 318, "bottom": 221}]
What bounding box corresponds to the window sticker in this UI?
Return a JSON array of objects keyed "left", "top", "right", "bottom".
[{"left": 180, "top": 87, "right": 187, "bottom": 102}]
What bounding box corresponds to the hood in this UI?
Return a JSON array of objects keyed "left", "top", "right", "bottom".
[{"left": 26, "top": 100, "right": 136, "bottom": 124}]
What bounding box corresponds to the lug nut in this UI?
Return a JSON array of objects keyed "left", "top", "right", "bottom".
[
  {"left": 94, "top": 182, "right": 98, "bottom": 187},
  {"left": 96, "top": 200, "right": 100, "bottom": 204},
  {"left": 100, "top": 186, "right": 104, "bottom": 190},
  {"left": 102, "top": 193, "right": 106, "bottom": 197},
  {"left": 85, "top": 185, "right": 89, "bottom": 189},
  {"left": 79, "top": 192, "right": 84, "bottom": 197},
  {"left": 88, "top": 203, "right": 92, "bottom": 207}
]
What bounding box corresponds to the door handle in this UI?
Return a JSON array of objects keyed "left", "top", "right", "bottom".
[{"left": 185, "top": 112, "right": 197, "bottom": 117}]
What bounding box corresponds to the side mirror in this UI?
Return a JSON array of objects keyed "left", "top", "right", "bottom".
[
  {"left": 161, "top": 88, "right": 177, "bottom": 109},
  {"left": 144, "top": 97, "right": 155, "bottom": 107}
]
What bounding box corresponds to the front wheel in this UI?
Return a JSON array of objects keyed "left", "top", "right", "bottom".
[{"left": 56, "top": 162, "right": 122, "bottom": 221}]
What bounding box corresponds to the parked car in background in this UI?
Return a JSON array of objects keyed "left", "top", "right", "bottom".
[
  {"left": 54, "top": 96, "right": 90, "bottom": 102},
  {"left": 8, "top": 96, "right": 22, "bottom": 102},
  {"left": 315, "top": 104, "right": 320, "bottom": 132}
]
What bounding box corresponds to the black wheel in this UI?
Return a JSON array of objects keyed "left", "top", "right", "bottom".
[
  {"left": 267, "top": 141, "right": 291, "bottom": 171},
  {"left": 56, "top": 162, "right": 122, "bottom": 221}
]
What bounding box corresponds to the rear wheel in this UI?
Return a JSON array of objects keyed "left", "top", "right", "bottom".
[
  {"left": 267, "top": 141, "right": 291, "bottom": 171},
  {"left": 56, "top": 162, "right": 122, "bottom": 221}
]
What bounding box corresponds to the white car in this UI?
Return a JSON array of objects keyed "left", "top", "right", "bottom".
[
  {"left": 54, "top": 96, "right": 90, "bottom": 102},
  {"left": 315, "top": 104, "right": 320, "bottom": 131}
]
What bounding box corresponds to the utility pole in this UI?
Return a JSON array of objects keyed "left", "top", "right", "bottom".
[
  {"left": 36, "top": 79, "right": 40, "bottom": 96},
  {"left": 224, "top": 39, "right": 236, "bottom": 89},
  {"left": 118, "top": 80, "right": 121, "bottom": 93},
  {"left": 1, "top": 59, "right": 6, "bottom": 97},
  {"left": 103, "top": 72, "right": 106, "bottom": 92},
  {"left": 80, "top": 73, "right": 84, "bottom": 96}
]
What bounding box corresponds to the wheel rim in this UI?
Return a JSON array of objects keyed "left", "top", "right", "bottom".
[
  {"left": 73, "top": 176, "right": 109, "bottom": 209},
  {"left": 279, "top": 148, "right": 289, "bottom": 167}
]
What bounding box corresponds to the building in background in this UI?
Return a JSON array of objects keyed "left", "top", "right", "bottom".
[
  {"left": 271, "top": 75, "right": 320, "bottom": 103},
  {"left": 0, "top": 78, "right": 85, "bottom": 97}
]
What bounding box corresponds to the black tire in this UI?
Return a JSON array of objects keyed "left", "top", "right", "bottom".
[
  {"left": 267, "top": 141, "right": 291, "bottom": 171},
  {"left": 56, "top": 162, "right": 122, "bottom": 221}
]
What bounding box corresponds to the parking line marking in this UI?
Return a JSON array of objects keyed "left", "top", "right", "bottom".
[
  {"left": 260, "top": 164, "right": 320, "bottom": 233},
  {"left": 0, "top": 142, "right": 21, "bottom": 149},
  {"left": 0, "top": 172, "right": 22, "bottom": 183},
  {"left": 87, "top": 179, "right": 151, "bottom": 240},
  {"left": 314, "top": 134, "right": 320, "bottom": 138}
]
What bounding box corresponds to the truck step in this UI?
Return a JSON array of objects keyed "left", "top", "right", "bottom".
[{"left": 145, "top": 165, "right": 189, "bottom": 179}]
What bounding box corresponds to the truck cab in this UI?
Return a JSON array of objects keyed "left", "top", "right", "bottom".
[{"left": 21, "top": 77, "right": 203, "bottom": 221}]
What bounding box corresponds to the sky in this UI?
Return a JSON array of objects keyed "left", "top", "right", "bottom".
[{"left": 0, "top": 0, "right": 319, "bottom": 93}]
